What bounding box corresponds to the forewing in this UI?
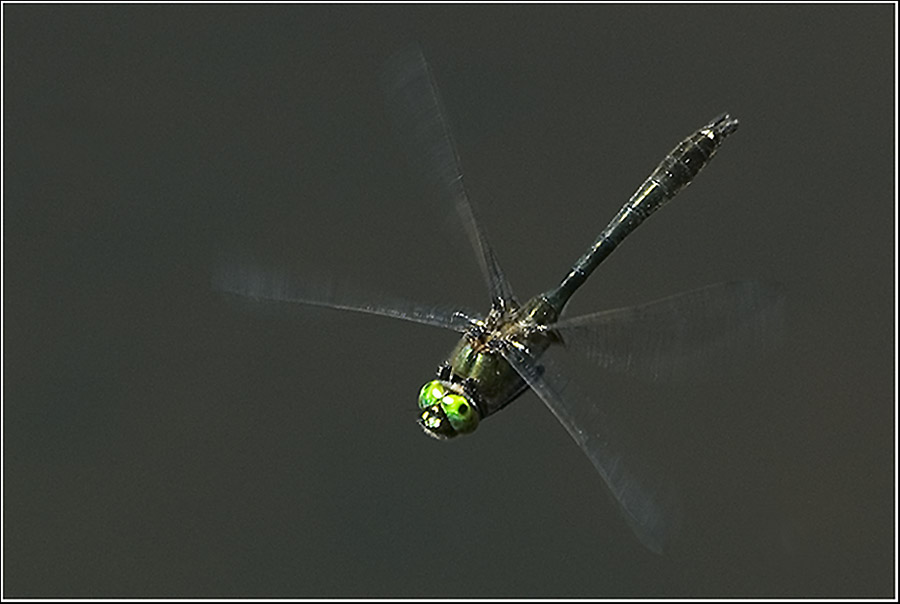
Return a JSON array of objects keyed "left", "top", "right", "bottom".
[
  {"left": 213, "top": 261, "right": 481, "bottom": 333},
  {"left": 380, "top": 45, "right": 517, "bottom": 310}
]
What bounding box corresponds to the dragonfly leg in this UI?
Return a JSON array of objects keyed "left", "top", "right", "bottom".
[{"left": 437, "top": 363, "right": 452, "bottom": 381}]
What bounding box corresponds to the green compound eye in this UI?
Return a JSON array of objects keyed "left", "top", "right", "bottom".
[
  {"left": 418, "top": 380, "right": 446, "bottom": 409},
  {"left": 440, "top": 393, "right": 480, "bottom": 434}
]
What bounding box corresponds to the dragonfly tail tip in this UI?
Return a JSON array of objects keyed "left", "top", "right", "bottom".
[{"left": 708, "top": 113, "right": 739, "bottom": 137}]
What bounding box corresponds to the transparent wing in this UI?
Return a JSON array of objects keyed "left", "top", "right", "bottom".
[
  {"left": 213, "top": 262, "right": 481, "bottom": 333},
  {"left": 501, "top": 344, "right": 681, "bottom": 554},
  {"left": 550, "top": 281, "right": 785, "bottom": 381},
  {"left": 380, "top": 45, "right": 517, "bottom": 310}
]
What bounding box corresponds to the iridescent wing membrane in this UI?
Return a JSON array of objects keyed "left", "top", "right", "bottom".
[
  {"left": 552, "top": 281, "right": 785, "bottom": 381},
  {"left": 379, "top": 47, "right": 517, "bottom": 311},
  {"left": 213, "top": 260, "right": 481, "bottom": 333}
]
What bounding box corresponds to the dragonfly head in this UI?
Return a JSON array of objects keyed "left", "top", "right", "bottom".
[{"left": 417, "top": 380, "right": 480, "bottom": 440}]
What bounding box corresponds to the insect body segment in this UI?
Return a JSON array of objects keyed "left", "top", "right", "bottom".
[{"left": 547, "top": 114, "right": 739, "bottom": 310}]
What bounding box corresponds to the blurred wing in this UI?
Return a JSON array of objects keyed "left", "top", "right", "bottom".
[
  {"left": 380, "top": 45, "right": 517, "bottom": 310},
  {"left": 213, "top": 261, "right": 481, "bottom": 333},
  {"left": 551, "top": 281, "right": 785, "bottom": 380},
  {"left": 502, "top": 344, "right": 681, "bottom": 554}
]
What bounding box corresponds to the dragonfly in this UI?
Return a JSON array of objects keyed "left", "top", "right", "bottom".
[{"left": 215, "top": 47, "right": 783, "bottom": 554}]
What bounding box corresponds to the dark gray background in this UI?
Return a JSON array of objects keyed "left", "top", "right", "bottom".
[{"left": 4, "top": 4, "right": 894, "bottom": 598}]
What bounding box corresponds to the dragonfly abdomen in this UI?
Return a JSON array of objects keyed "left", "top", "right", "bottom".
[{"left": 547, "top": 114, "right": 739, "bottom": 310}]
